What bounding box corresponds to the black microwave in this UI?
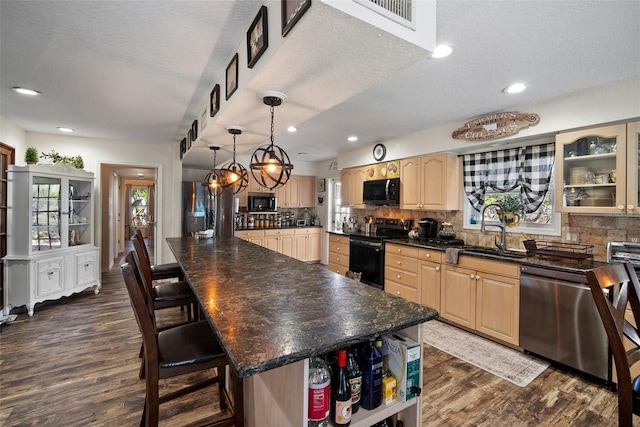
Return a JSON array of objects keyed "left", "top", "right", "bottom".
[
  {"left": 248, "top": 194, "right": 277, "bottom": 212},
  {"left": 362, "top": 178, "right": 400, "bottom": 206}
]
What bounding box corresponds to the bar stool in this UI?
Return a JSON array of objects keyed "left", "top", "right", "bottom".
[
  {"left": 121, "top": 261, "right": 244, "bottom": 427},
  {"left": 133, "top": 228, "right": 184, "bottom": 281},
  {"left": 586, "top": 262, "right": 640, "bottom": 427}
]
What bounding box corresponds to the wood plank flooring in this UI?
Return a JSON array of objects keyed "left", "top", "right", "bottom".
[{"left": 0, "top": 249, "right": 629, "bottom": 426}]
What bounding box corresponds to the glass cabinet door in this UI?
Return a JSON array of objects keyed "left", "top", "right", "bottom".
[
  {"left": 555, "top": 123, "right": 627, "bottom": 213},
  {"left": 32, "top": 176, "right": 62, "bottom": 251},
  {"left": 68, "top": 179, "right": 92, "bottom": 246}
]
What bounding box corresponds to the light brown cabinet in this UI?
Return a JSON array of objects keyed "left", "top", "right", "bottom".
[
  {"left": 264, "top": 229, "right": 295, "bottom": 258},
  {"left": 236, "top": 229, "right": 265, "bottom": 247},
  {"left": 327, "top": 234, "right": 350, "bottom": 274},
  {"left": 384, "top": 244, "right": 442, "bottom": 310},
  {"left": 400, "top": 153, "right": 460, "bottom": 211},
  {"left": 555, "top": 121, "right": 639, "bottom": 214},
  {"left": 340, "top": 166, "right": 366, "bottom": 208},
  {"left": 441, "top": 255, "right": 520, "bottom": 346},
  {"left": 294, "top": 228, "right": 321, "bottom": 262},
  {"left": 276, "top": 175, "right": 316, "bottom": 208}
]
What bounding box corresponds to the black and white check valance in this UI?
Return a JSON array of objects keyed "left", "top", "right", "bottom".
[{"left": 462, "top": 143, "right": 555, "bottom": 213}]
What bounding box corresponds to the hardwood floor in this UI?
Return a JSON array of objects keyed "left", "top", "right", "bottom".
[{"left": 0, "top": 250, "right": 627, "bottom": 426}]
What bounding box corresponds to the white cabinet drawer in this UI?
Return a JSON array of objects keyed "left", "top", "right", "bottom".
[
  {"left": 35, "top": 258, "right": 64, "bottom": 296},
  {"left": 76, "top": 252, "right": 98, "bottom": 286}
]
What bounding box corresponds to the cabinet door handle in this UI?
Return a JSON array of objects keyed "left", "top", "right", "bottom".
[
  {"left": 397, "top": 261, "right": 401, "bottom": 265},
  {"left": 469, "top": 274, "right": 475, "bottom": 279},
  {"left": 618, "top": 205, "right": 625, "bottom": 210},
  {"left": 397, "top": 249, "right": 401, "bottom": 252},
  {"left": 425, "top": 253, "right": 431, "bottom": 258},
  {"left": 436, "top": 266, "right": 440, "bottom": 271},
  {"left": 397, "top": 275, "right": 402, "bottom": 279},
  {"left": 396, "top": 291, "right": 401, "bottom": 296},
  {"left": 628, "top": 205, "right": 635, "bottom": 210},
  {"left": 475, "top": 275, "right": 480, "bottom": 280}
]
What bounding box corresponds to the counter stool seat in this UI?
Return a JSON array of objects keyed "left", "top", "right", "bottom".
[{"left": 134, "top": 229, "right": 184, "bottom": 281}]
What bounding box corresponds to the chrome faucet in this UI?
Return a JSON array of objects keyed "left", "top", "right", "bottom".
[{"left": 480, "top": 203, "right": 506, "bottom": 251}]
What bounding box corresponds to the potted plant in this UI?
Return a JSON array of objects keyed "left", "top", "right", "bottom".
[
  {"left": 25, "top": 146, "right": 39, "bottom": 164},
  {"left": 40, "top": 150, "right": 85, "bottom": 169}
]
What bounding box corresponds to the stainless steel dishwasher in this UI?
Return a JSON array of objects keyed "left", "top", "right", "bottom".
[{"left": 519, "top": 264, "right": 610, "bottom": 382}]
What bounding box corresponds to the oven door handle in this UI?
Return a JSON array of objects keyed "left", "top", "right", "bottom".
[{"left": 350, "top": 240, "right": 383, "bottom": 250}]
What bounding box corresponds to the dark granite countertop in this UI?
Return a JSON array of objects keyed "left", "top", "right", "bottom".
[
  {"left": 236, "top": 225, "right": 322, "bottom": 231},
  {"left": 166, "top": 236, "right": 438, "bottom": 378},
  {"left": 387, "top": 238, "right": 608, "bottom": 273}
]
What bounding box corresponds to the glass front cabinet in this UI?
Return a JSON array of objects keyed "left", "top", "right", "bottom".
[
  {"left": 555, "top": 121, "right": 640, "bottom": 215},
  {"left": 3, "top": 164, "right": 100, "bottom": 316}
]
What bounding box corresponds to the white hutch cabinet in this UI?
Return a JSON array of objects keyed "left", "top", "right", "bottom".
[{"left": 3, "top": 164, "right": 100, "bottom": 316}]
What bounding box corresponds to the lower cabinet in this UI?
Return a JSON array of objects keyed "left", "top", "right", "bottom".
[
  {"left": 385, "top": 244, "right": 442, "bottom": 310},
  {"left": 237, "top": 228, "right": 321, "bottom": 262},
  {"left": 441, "top": 256, "right": 520, "bottom": 346},
  {"left": 327, "top": 233, "right": 350, "bottom": 274},
  {"left": 4, "top": 247, "right": 100, "bottom": 316}
]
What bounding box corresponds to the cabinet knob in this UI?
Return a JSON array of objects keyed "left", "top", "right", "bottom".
[
  {"left": 470, "top": 273, "right": 475, "bottom": 279},
  {"left": 396, "top": 291, "right": 401, "bottom": 296},
  {"left": 425, "top": 253, "right": 431, "bottom": 258},
  {"left": 628, "top": 205, "right": 635, "bottom": 210},
  {"left": 618, "top": 205, "right": 625, "bottom": 210},
  {"left": 436, "top": 266, "right": 440, "bottom": 271},
  {"left": 397, "top": 275, "right": 401, "bottom": 279},
  {"left": 476, "top": 275, "right": 480, "bottom": 280},
  {"left": 397, "top": 248, "right": 401, "bottom": 252},
  {"left": 397, "top": 261, "right": 401, "bottom": 265}
]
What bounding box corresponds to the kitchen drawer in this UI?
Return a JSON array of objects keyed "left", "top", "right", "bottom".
[
  {"left": 386, "top": 280, "right": 419, "bottom": 304},
  {"left": 329, "top": 234, "right": 348, "bottom": 244},
  {"left": 36, "top": 258, "right": 64, "bottom": 296},
  {"left": 385, "top": 253, "right": 418, "bottom": 273},
  {"left": 385, "top": 266, "right": 418, "bottom": 288},
  {"left": 76, "top": 252, "right": 98, "bottom": 287},
  {"left": 236, "top": 230, "right": 265, "bottom": 239},
  {"left": 386, "top": 243, "right": 419, "bottom": 258},
  {"left": 419, "top": 248, "right": 442, "bottom": 263},
  {"left": 264, "top": 229, "right": 294, "bottom": 237},
  {"left": 329, "top": 241, "right": 349, "bottom": 255},
  {"left": 328, "top": 262, "right": 348, "bottom": 275},
  {"left": 329, "top": 252, "right": 349, "bottom": 269},
  {"left": 294, "top": 228, "right": 320, "bottom": 236}
]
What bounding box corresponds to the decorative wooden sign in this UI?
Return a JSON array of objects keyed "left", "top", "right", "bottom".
[{"left": 452, "top": 111, "right": 540, "bottom": 142}]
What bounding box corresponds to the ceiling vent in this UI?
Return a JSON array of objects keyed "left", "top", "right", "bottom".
[
  {"left": 321, "top": 0, "right": 435, "bottom": 52},
  {"left": 354, "top": 0, "right": 415, "bottom": 29}
]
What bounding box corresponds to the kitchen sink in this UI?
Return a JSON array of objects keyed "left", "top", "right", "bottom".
[{"left": 462, "top": 246, "right": 528, "bottom": 259}]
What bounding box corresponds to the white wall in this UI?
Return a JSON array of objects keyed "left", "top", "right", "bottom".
[
  {"left": 0, "top": 116, "right": 27, "bottom": 155},
  {"left": 338, "top": 76, "right": 640, "bottom": 168},
  {"left": 25, "top": 132, "right": 182, "bottom": 265}
]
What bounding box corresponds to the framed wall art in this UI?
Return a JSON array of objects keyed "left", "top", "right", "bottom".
[
  {"left": 180, "top": 138, "right": 187, "bottom": 159},
  {"left": 210, "top": 84, "right": 220, "bottom": 118},
  {"left": 226, "top": 53, "right": 238, "bottom": 100},
  {"left": 316, "top": 178, "right": 326, "bottom": 193},
  {"left": 191, "top": 119, "right": 198, "bottom": 141},
  {"left": 282, "top": 0, "right": 311, "bottom": 37},
  {"left": 247, "top": 6, "right": 268, "bottom": 68},
  {"left": 200, "top": 107, "right": 207, "bottom": 133}
]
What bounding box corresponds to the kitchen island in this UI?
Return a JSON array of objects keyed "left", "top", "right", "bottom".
[{"left": 166, "top": 236, "right": 438, "bottom": 427}]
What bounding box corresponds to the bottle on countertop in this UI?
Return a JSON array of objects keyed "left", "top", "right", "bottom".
[
  {"left": 346, "top": 346, "right": 362, "bottom": 414},
  {"left": 308, "top": 356, "right": 331, "bottom": 427},
  {"left": 342, "top": 216, "right": 347, "bottom": 232},
  {"left": 360, "top": 337, "right": 383, "bottom": 410},
  {"left": 332, "top": 349, "right": 352, "bottom": 426}
]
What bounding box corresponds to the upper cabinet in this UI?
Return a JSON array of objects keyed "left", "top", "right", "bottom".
[
  {"left": 556, "top": 121, "right": 639, "bottom": 214},
  {"left": 340, "top": 166, "right": 366, "bottom": 208},
  {"left": 276, "top": 175, "right": 316, "bottom": 208},
  {"left": 400, "top": 153, "right": 461, "bottom": 211}
]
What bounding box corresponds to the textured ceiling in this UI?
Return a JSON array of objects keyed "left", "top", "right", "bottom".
[{"left": 1, "top": 0, "right": 639, "bottom": 170}]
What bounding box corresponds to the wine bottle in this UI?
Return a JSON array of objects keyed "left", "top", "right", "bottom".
[
  {"left": 346, "top": 346, "right": 362, "bottom": 414},
  {"left": 333, "top": 349, "right": 352, "bottom": 426},
  {"left": 360, "top": 337, "right": 383, "bottom": 410},
  {"left": 308, "top": 356, "right": 331, "bottom": 427}
]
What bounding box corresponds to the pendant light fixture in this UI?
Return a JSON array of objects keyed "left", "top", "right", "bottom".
[
  {"left": 203, "top": 145, "right": 223, "bottom": 196},
  {"left": 250, "top": 91, "right": 294, "bottom": 190},
  {"left": 220, "top": 126, "right": 249, "bottom": 194}
]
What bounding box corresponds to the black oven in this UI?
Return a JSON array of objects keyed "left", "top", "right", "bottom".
[{"left": 349, "top": 237, "right": 385, "bottom": 289}]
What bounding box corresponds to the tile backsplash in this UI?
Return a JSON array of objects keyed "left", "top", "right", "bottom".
[{"left": 353, "top": 207, "right": 640, "bottom": 262}]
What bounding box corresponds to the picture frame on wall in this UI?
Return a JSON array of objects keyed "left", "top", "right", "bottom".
[
  {"left": 191, "top": 119, "right": 198, "bottom": 141},
  {"left": 316, "top": 178, "right": 326, "bottom": 193},
  {"left": 180, "top": 137, "right": 187, "bottom": 159},
  {"left": 247, "top": 6, "right": 268, "bottom": 68},
  {"left": 187, "top": 130, "right": 192, "bottom": 149},
  {"left": 226, "top": 53, "right": 238, "bottom": 100},
  {"left": 210, "top": 84, "right": 220, "bottom": 118},
  {"left": 281, "top": 0, "right": 311, "bottom": 37},
  {"left": 200, "top": 107, "right": 207, "bottom": 133}
]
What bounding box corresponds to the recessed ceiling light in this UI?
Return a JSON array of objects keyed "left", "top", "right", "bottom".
[
  {"left": 12, "top": 87, "right": 41, "bottom": 96},
  {"left": 430, "top": 44, "right": 453, "bottom": 59},
  {"left": 57, "top": 127, "right": 74, "bottom": 133},
  {"left": 347, "top": 136, "right": 358, "bottom": 142},
  {"left": 287, "top": 126, "right": 297, "bottom": 132},
  {"left": 503, "top": 83, "right": 527, "bottom": 94}
]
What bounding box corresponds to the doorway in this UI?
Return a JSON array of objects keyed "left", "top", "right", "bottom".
[{"left": 99, "top": 163, "right": 158, "bottom": 272}]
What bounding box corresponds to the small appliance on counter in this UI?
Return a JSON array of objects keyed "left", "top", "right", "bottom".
[
  {"left": 417, "top": 218, "right": 438, "bottom": 240},
  {"left": 608, "top": 241, "right": 640, "bottom": 272},
  {"left": 247, "top": 193, "right": 276, "bottom": 212}
]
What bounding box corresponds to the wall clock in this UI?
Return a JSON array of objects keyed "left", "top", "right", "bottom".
[{"left": 373, "top": 143, "right": 386, "bottom": 161}]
